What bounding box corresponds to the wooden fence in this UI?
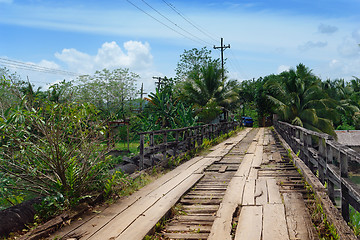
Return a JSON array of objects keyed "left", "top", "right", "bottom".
[
  {"left": 274, "top": 121, "right": 360, "bottom": 222},
  {"left": 138, "top": 121, "right": 239, "bottom": 170}
]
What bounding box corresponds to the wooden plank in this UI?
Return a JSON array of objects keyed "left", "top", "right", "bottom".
[
  {"left": 218, "top": 165, "right": 227, "bottom": 173},
  {"left": 252, "top": 145, "right": 263, "bottom": 167},
  {"left": 114, "top": 173, "right": 203, "bottom": 240},
  {"left": 87, "top": 157, "right": 211, "bottom": 239},
  {"left": 263, "top": 204, "right": 289, "bottom": 240},
  {"left": 235, "top": 206, "right": 262, "bottom": 240},
  {"left": 255, "top": 178, "right": 268, "bottom": 205},
  {"left": 267, "top": 178, "right": 282, "bottom": 204},
  {"left": 208, "top": 177, "right": 246, "bottom": 240},
  {"left": 283, "top": 192, "right": 315, "bottom": 240},
  {"left": 234, "top": 154, "right": 254, "bottom": 177},
  {"left": 247, "top": 141, "right": 257, "bottom": 154},
  {"left": 262, "top": 153, "right": 269, "bottom": 164},
  {"left": 166, "top": 224, "right": 212, "bottom": 232},
  {"left": 248, "top": 167, "right": 258, "bottom": 179},
  {"left": 163, "top": 232, "right": 209, "bottom": 239},
  {"left": 272, "top": 151, "right": 282, "bottom": 162},
  {"left": 57, "top": 156, "right": 208, "bottom": 240},
  {"left": 242, "top": 179, "right": 256, "bottom": 205}
]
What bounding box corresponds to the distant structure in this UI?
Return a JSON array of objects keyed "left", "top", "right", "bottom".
[{"left": 335, "top": 130, "right": 360, "bottom": 153}]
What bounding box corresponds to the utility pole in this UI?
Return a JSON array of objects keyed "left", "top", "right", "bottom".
[
  {"left": 138, "top": 83, "right": 147, "bottom": 111},
  {"left": 213, "top": 38, "right": 230, "bottom": 81},
  {"left": 152, "top": 76, "right": 165, "bottom": 91}
]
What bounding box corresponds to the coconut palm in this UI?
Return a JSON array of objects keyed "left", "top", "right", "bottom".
[
  {"left": 265, "top": 63, "right": 337, "bottom": 136},
  {"left": 180, "top": 61, "right": 238, "bottom": 123}
]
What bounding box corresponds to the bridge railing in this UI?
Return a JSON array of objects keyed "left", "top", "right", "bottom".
[
  {"left": 139, "top": 121, "right": 239, "bottom": 169},
  {"left": 274, "top": 120, "right": 360, "bottom": 223}
]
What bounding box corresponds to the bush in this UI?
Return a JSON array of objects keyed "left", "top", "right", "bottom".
[{"left": 0, "top": 99, "right": 111, "bottom": 209}]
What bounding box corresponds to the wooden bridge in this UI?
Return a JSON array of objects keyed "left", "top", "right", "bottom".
[{"left": 46, "top": 126, "right": 357, "bottom": 240}]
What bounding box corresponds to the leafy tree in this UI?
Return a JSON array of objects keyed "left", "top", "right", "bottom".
[
  {"left": 71, "top": 68, "right": 139, "bottom": 120},
  {"left": 0, "top": 68, "right": 26, "bottom": 117},
  {"left": 265, "top": 63, "right": 337, "bottom": 136},
  {"left": 175, "top": 47, "right": 217, "bottom": 82}
]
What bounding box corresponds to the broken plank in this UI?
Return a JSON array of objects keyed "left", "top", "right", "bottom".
[
  {"left": 208, "top": 177, "right": 246, "bottom": 240},
  {"left": 255, "top": 178, "right": 268, "bottom": 206}
]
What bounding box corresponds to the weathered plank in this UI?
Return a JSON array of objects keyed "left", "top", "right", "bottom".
[
  {"left": 163, "top": 232, "right": 209, "bottom": 239},
  {"left": 87, "top": 157, "right": 212, "bottom": 239},
  {"left": 114, "top": 173, "right": 203, "bottom": 240},
  {"left": 235, "top": 206, "right": 262, "bottom": 240},
  {"left": 57, "top": 156, "right": 207, "bottom": 239},
  {"left": 283, "top": 192, "right": 315, "bottom": 240},
  {"left": 234, "top": 153, "right": 254, "bottom": 177},
  {"left": 267, "top": 178, "right": 282, "bottom": 204},
  {"left": 255, "top": 178, "right": 268, "bottom": 205},
  {"left": 218, "top": 165, "right": 227, "bottom": 173},
  {"left": 247, "top": 141, "right": 257, "bottom": 154},
  {"left": 242, "top": 179, "right": 256, "bottom": 205},
  {"left": 263, "top": 203, "right": 289, "bottom": 240}
]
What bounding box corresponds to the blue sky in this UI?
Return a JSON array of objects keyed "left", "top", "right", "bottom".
[{"left": 0, "top": 0, "right": 360, "bottom": 92}]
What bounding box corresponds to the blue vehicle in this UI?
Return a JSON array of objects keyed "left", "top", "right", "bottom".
[{"left": 242, "top": 117, "right": 254, "bottom": 127}]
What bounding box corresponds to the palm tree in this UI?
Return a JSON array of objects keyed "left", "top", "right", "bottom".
[
  {"left": 265, "top": 63, "right": 337, "bottom": 136},
  {"left": 321, "top": 78, "right": 359, "bottom": 129},
  {"left": 180, "top": 61, "right": 238, "bottom": 123}
]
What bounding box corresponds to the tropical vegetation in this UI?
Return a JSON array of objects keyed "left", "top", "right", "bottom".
[{"left": 1, "top": 45, "right": 360, "bottom": 234}]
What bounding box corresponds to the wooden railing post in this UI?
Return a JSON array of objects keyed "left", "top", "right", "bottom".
[
  {"left": 340, "top": 151, "right": 350, "bottom": 222},
  {"left": 318, "top": 138, "right": 326, "bottom": 184},
  {"left": 163, "top": 131, "right": 167, "bottom": 164},
  {"left": 149, "top": 133, "right": 154, "bottom": 166},
  {"left": 140, "top": 134, "right": 144, "bottom": 169},
  {"left": 174, "top": 131, "right": 179, "bottom": 159}
]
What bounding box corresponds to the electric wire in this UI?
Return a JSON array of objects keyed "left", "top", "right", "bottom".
[
  {"left": 162, "top": 0, "right": 220, "bottom": 43},
  {"left": 0, "top": 58, "right": 80, "bottom": 76},
  {"left": 126, "top": 0, "right": 206, "bottom": 46},
  {"left": 140, "top": 0, "right": 213, "bottom": 46}
]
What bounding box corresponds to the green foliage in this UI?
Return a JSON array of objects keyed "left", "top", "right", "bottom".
[
  {"left": 0, "top": 173, "right": 25, "bottom": 210},
  {"left": 70, "top": 68, "right": 139, "bottom": 120},
  {"left": 138, "top": 81, "right": 198, "bottom": 131},
  {"left": 104, "top": 170, "right": 129, "bottom": 197},
  {"left": 265, "top": 63, "right": 337, "bottom": 136},
  {"left": 180, "top": 61, "right": 238, "bottom": 123},
  {"left": 0, "top": 91, "right": 111, "bottom": 210},
  {"left": 350, "top": 206, "right": 360, "bottom": 236},
  {"left": 175, "top": 47, "right": 215, "bottom": 82}
]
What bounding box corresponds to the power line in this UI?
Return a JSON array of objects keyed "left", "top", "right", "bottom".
[
  {"left": 126, "top": 0, "right": 206, "bottom": 46},
  {"left": 0, "top": 58, "right": 80, "bottom": 76},
  {"left": 162, "top": 0, "right": 219, "bottom": 43},
  {"left": 140, "top": 0, "right": 213, "bottom": 46}
]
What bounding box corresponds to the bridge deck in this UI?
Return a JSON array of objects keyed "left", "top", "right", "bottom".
[{"left": 49, "top": 128, "right": 318, "bottom": 240}]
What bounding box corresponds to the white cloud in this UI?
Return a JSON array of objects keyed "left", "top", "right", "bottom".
[
  {"left": 277, "top": 65, "right": 290, "bottom": 74},
  {"left": 298, "top": 41, "right": 327, "bottom": 51},
  {"left": 55, "top": 41, "right": 153, "bottom": 74},
  {"left": 318, "top": 23, "right": 338, "bottom": 34}
]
